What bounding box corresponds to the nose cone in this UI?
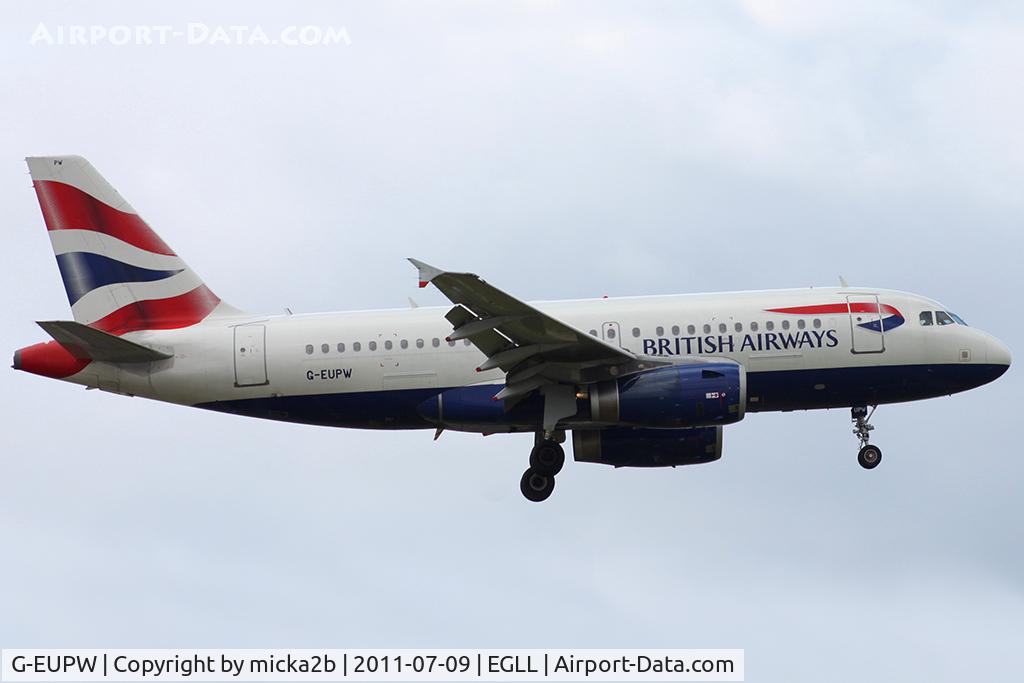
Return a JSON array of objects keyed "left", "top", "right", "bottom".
[{"left": 989, "top": 337, "right": 1012, "bottom": 373}]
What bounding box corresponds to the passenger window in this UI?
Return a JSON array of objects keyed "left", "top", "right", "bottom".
[
  {"left": 464, "top": 339, "right": 471, "bottom": 346},
  {"left": 321, "top": 343, "right": 329, "bottom": 354},
  {"left": 656, "top": 326, "right": 664, "bottom": 337},
  {"left": 337, "top": 343, "right": 345, "bottom": 353},
  {"left": 384, "top": 340, "right": 393, "bottom": 350},
  {"left": 782, "top": 320, "right": 790, "bottom": 330},
  {"left": 401, "top": 339, "right": 409, "bottom": 349},
  {"left": 432, "top": 338, "right": 440, "bottom": 347},
  {"left": 797, "top": 320, "right": 806, "bottom": 330},
  {"left": 369, "top": 341, "right": 377, "bottom": 351},
  {"left": 936, "top": 311, "right": 955, "bottom": 326},
  {"left": 305, "top": 344, "right": 314, "bottom": 355},
  {"left": 607, "top": 328, "right": 617, "bottom": 339},
  {"left": 632, "top": 327, "right": 640, "bottom": 338},
  {"left": 448, "top": 340, "right": 456, "bottom": 347},
  {"left": 718, "top": 323, "right": 727, "bottom": 334},
  {"left": 353, "top": 342, "right": 361, "bottom": 352},
  {"left": 750, "top": 322, "right": 759, "bottom": 332},
  {"left": 919, "top": 311, "right": 934, "bottom": 326},
  {"left": 703, "top": 324, "right": 711, "bottom": 334},
  {"left": 589, "top": 329, "right": 598, "bottom": 337},
  {"left": 812, "top": 318, "right": 821, "bottom": 329},
  {"left": 416, "top": 339, "right": 424, "bottom": 348},
  {"left": 766, "top": 321, "right": 774, "bottom": 331},
  {"left": 687, "top": 324, "right": 695, "bottom": 335},
  {"left": 671, "top": 325, "right": 680, "bottom": 336},
  {"left": 734, "top": 322, "right": 742, "bottom": 333}
]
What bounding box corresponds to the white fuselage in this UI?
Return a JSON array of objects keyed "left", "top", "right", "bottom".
[{"left": 62, "top": 286, "right": 1008, "bottom": 431}]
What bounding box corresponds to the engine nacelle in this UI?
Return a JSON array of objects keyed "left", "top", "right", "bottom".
[
  {"left": 416, "top": 385, "right": 544, "bottom": 431},
  {"left": 587, "top": 362, "right": 745, "bottom": 428},
  {"left": 573, "top": 426, "right": 723, "bottom": 467}
]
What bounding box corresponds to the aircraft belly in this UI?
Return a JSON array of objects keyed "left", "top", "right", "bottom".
[{"left": 746, "top": 363, "right": 1007, "bottom": 411}]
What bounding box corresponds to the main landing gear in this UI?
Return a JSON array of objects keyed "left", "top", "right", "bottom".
[
  {"left": 852, "top": 405, "right": 882, "bottom": 469},
  {"left": 520, "top": 433, "right": 565, "bottom": 502}
]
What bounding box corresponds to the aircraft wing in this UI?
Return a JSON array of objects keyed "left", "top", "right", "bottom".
[{"left": 409, "top": 258, "right": 671, "bottom": 400}]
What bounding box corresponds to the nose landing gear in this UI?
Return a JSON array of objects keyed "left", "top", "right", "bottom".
[
  {"left": 852, "top": 405, "right": 882, "bottom": 469},
  {"left": 520, "top": 432, "right": 565, "bottom": 502}
]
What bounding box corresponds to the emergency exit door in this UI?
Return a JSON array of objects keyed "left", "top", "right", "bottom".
[
  {"left": 601, "top": 322, "right": 622, "bottom": 347},
  {"left": 847, "top": 295, "right": 885, "bottom": 354},
  {"left": 234, "top": 325, "right": 268, "bottom": 386}
]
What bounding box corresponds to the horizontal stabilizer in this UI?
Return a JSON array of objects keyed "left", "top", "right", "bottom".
[{"left": 36, "top": 320, "right": 172, "bottom": 362}]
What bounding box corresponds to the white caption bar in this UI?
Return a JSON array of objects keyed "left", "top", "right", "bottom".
[{"left": 2, "top": 650, "right": 743, "bottom": 682}]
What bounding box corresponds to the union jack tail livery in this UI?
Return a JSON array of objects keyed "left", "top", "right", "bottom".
[{"left": 27, "top": 155, "right": 231, "bottom": 335}]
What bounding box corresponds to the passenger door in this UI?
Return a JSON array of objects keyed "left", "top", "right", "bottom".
[
  {"left": 234, "top": 324, "right": 268, "bottom": 386},
  {"left": 847, "top": 295, "right": 885, "bottom": 354}
]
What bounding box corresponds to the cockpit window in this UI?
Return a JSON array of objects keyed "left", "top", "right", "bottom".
[
  {"left": 919, "top": 311, "right": 933, "bottom": 326},
  {"left": 935, "top": 310, "right": 955, "bottom": 326},
  {"left": 948, "top": 311, "right": 968, "bottom": 326}
]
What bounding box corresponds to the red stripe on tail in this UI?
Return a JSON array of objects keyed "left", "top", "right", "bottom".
[
  {"left": 33, "top": 180, "right": 176, "bottom": 256},
  {"left": 90, "top": 284, "right": 221, "bottom": 336}
]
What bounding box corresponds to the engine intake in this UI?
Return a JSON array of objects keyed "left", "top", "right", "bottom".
[
  {"left": 573, "top": 426, "right": 723, "bottom": 467},
  {"left": 588, "top": 362, "right": 745, "bottom": 428}
]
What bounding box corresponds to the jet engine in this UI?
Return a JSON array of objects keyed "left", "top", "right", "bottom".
[
  {"left": 572, "top": 426, "right": 723, "bottom": 467},
  {"left": 586, "top": 362, "right": 745, "bottom": 428}
]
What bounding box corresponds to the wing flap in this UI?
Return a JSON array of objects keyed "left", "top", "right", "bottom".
[{"left": 445, "top": 305, "right": 516, "bottom": 359}]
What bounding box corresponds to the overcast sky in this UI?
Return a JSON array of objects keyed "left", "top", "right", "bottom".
[{"left": 1, "top": 2, "right": 1022, "bottom": 681}]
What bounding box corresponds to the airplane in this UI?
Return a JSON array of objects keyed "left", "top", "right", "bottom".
[{"left": 13, "top": 156, "right": 1012, "bottom": 501}]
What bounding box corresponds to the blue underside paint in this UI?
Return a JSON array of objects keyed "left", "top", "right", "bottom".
[{"left": 195, "top": 363, "right": 1009, "bottom": 430}]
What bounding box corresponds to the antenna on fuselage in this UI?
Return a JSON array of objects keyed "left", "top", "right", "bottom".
[{"left": 839, "top": 275, "right": 849, "bottom": 288}]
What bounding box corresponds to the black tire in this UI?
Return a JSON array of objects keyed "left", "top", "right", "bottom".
[
  {"left": 520, "top": 467, "right": 555, "bottom": 502},
  {"left": 529, "top": 441, "right": 565, "bottom": 476},
  {"left": 858, "top": 444, "right": 882, "bottom": 470}
]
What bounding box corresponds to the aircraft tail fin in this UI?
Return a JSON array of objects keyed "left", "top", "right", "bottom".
[{"left": 26, "top": 155, "right": 236, "bottom": 335}]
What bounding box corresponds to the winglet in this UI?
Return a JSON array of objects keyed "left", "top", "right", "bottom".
[{"left": 408, "top": 258, "right": 444, "bottom": 289}]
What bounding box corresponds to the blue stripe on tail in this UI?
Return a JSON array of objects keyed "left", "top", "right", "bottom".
[{"left": 55, "top": 252, "right": 183, "bottom": 305}]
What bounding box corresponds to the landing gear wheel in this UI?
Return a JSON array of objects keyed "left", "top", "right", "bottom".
[
  {"left": 529, "top": 441, "right": 565, "bottom": 476},
  {"left": 858, "top": 444, "right": 882, "bottom": 470},
  {"left": 520, "top": 468, "right": 555, "bottom": 502},
  {"left": 851, "top": 406, "right": 882, "bottom": 470}
]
